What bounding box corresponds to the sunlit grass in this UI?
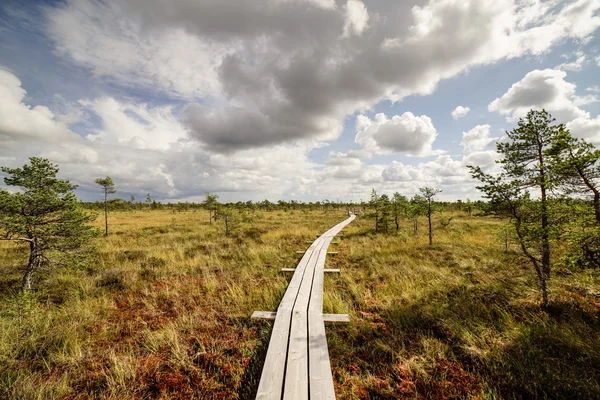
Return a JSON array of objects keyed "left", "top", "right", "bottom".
[{"left": 0, "top": 209, "right": 599, "bottom": 399}]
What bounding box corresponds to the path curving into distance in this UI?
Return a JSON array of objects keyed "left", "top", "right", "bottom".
[{"left": 252, "top": 213, "right": 356, "bottom": 399}]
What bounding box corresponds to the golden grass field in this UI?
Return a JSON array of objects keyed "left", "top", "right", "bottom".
[{"left": 1, "top": 208, "right": 599, "bottom": 399}]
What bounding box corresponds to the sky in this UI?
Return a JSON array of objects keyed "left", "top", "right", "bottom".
[{"left": 0, "top": 0, "right": 599, "bottom": 203}]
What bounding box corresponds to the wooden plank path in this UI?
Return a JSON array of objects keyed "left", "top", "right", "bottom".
[{"left": 252, "top": 213, "right": 355, "bottom": 400}]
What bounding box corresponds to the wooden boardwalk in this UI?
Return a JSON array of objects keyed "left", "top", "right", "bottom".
[{"left": 252, "top": 213, "right": 355, "bottom": 399}]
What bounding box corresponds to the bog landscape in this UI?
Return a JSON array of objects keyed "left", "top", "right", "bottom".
[
  {"left": 2, "top": 111, "right": 600, "bottom": 399},
  {"left": 1, "top": 1, "right": 600, "bottom": 399}
]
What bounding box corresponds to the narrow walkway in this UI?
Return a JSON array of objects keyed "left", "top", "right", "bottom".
[{"left": 252, "top": 213, "right": 355, "bottom": 399}]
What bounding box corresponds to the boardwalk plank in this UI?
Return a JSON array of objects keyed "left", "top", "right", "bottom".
[
  {"left": 308, "top": 214, "right": 355, "bottom": 399},
  {"left": 255, "top": 240, "right": 320, "bottom": 399},
  {"left": 254, "top": 214, "right": 355, "bottom": 400}
]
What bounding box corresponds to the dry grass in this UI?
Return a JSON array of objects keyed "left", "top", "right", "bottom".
[{"left": 1, "top": 209, "right": 599, "bottom": 399}]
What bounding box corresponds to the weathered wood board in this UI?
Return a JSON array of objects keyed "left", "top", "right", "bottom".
[{"left": 254, "top": 213, "right": 355, "bottom": 399}]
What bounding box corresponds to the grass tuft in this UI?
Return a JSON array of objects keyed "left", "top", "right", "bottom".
[{"left": 0, "top": 210, "right": 599, "bottom": 399}]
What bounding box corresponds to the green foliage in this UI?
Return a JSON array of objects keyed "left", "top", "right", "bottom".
[
  {"left": 216, "top": 206, "right": 241, "bottom": 237},
  {"left": 562, "top": 225, "right": 600, "bottom": 269},
  {"left": 439, "top": 215, "right": 453, "bottom": 229},
  {"left": 392, "top": 192, "right": 409, "bottom": 231},
  {"left": 408, "top": 194, "right": 427, "bottom": 234},
  {"left": 378, "top": 194, "right": 393, "bottom": 232},
  {"left": 202, "top": 192, "right": 220, "bottom": 224},
  {"left": 95, "top": 176, "right": 116, "bottom": 236},
  {"left": 469, "top": 110, "right": 564, "bottom": 307},
  {"left": 496, "top": 109, "right": 561, "bottom": 187},
  {"left": 94, "top": 176, "right": 116, "bottom": 195},
  {"left": 419, "top": 187, "right": 441, "bottom": 245},
  {"left": 368, "top": 189, "right": 393, "bottom": 233},
  {"left": 0, "top": 158, "right": 99, "bottom": 290},
  {"left": 558, "top": 200, "right": 600, "bottom": 269},
  {"left": 548, "top": 130, "right": 600, "bottom": 223},
  {"left": 495, "top": 222, "right": 517, "bottom": 252}
]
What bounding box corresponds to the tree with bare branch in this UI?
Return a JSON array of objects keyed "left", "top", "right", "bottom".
[{"left": 0, "top": 158, "right": 99, "bottom": 290}]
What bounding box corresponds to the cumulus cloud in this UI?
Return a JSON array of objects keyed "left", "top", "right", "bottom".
[
  {"left": 461, "top": 124, "right": 498, "bottom": 152},
  {"left": 381, "top": 155, "right": 472, "bottom": 188},
  {"left": 181, "top": 102, "right": 342, "bottom": 151},
  {"left": 488, "top": 69, "right": 598, "bottom": 122},
  {"left": 452, "top": 105, "right": 470, "bottom": 119},
  {"left": 489, "top": 68, "right": 600, "bottom": 149},
  {"left": 4, "top": 0, "right": 600, "bottom": 201},
  {"left": 567, "top": 116, "right": 600, "bottom": 144},
  {"left": 556, "top": 54, "right": 586, "bottom": 71},
  {"left": 0, "top": 68, "right": 79, "bottom": 144},
  {"left": 587, "top": 86, "right": 600, "bottom": 93},
  {"left": 0, "top": 72, "right": 187, "bottom": 198},
  {"left": 355, "top": 112, "right": 442, "bottom": 156},
  {"left": 325, "top": 150, "right": 369, "bottom": 166},
  {"left": 46, "top": 1, "right": 232, "bottom": 100},
  {"left": 42, "top": 0, "right": 600, "bottom": 152},
  {"left": 0, "top": 68, "right": 327, "bottom": 202},
  {"left": 382, "top": 161, "right": 422, "bottom": 182},
  {"left": 378, "top": 151, "right": 501, "bottom": 198},
  {"left": 463, "top": 150, "right": 499, "bottom": 169},
  {"left": 343, "top": 0, "right": 369, "bottom": 37},
  {"left": 0, "top": 68, "right": 499, "bottom": 202},
  {"left": 81, "top": 98, "right": 188, "bottom": 151}
]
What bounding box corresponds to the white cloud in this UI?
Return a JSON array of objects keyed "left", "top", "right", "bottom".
[
  {"left": 342, "top": 0, "right": 369, "bottom": 37},
  {"left": 42, "top": 0, "right": 600, "bottom": 152},
  {"left": 81, "top": 97, "right": 187, "bottom": 151},
  {"left": 382, "top": 161, "right": 422, "bottom": 182},
  {"left": 4, "top": 1, "right": 600, "bottom": 202},
  {"left": 461, "top": 124, "right": 498, "bottom": 152},
  {"left": 556, "top": 55, "right": 586, "bottom": 71},
  {"left": 488, "top": 69, "right": 598, "bottom": 122},
  {"left": 566, "top": 116, "right": 600, "bottom": 144},
  {"left": 0, "top": 68, "right": 325, "bottom": 202},
  {"left": 452, "top": 105, "right": 470, "bottom": 120},
  {"left": 463, "top": 150, "right": 499, "bottom": 169},
  {"left": 355, "top": 112, "right": 442, "bottom": 156},
  {"left": 46, "top": 0, "right": 233, "bottom": 99},
  {"left": 0, "top": 68, "right": 81, "bottom": 152},
  {"left": 587, "top": 86, "right": 600, "bottom": 93},
  {"left": 489, "top": 68, "right": 600, "bottom": 150},
  {"left": 325, "top": 150, "right": 369, "bottom": 166},
  {"left": 380, "top": 155, "right": 473, "bottom": 192},
  {"left": 0, "top": 66, "right": 500, "bottom": 203}
]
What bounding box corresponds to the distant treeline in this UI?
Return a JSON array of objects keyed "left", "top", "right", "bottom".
[{"left": 80, "top": 197, "right": 487, "bottom": 213}]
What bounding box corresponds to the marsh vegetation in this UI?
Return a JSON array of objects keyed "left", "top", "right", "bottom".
[{"left": 1, "top": 207, "right": 599, "bottom": 399}]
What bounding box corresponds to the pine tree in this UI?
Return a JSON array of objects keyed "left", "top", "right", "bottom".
[
  {"left": 218, "top": 206, "right": 241, "bottom": 237},
  {"left": 0, "top": 158, "right": 99, "bottom": 290},
  {"left": 378, "top": 194, "right": 392, "bottom": 233},
  {"left": 392, "top": 192, "right": 408, "bottom": 232},
  {"left": 369, "top": 189, "right": 380, "bottom": 232},
  {"left": 469, "top": 109, "right": 561, "bottom": 307},
  {"left": 202, "top": 193, "right": 220, "bottom": 224},
  {"left": 548, "top": 130, "right": 600, "bottom": 224},
  {"left": 95, "top": 176, "right": 116, "bottom": 236},
  {"left": 548, "top": 130, "right": 600, "bottom": 268},
  {"left": 409, "top": 194, "right": 426, "bottom": 234},
  {"left": 419, "top": 187, "right": 441, "bottom": 246}
]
